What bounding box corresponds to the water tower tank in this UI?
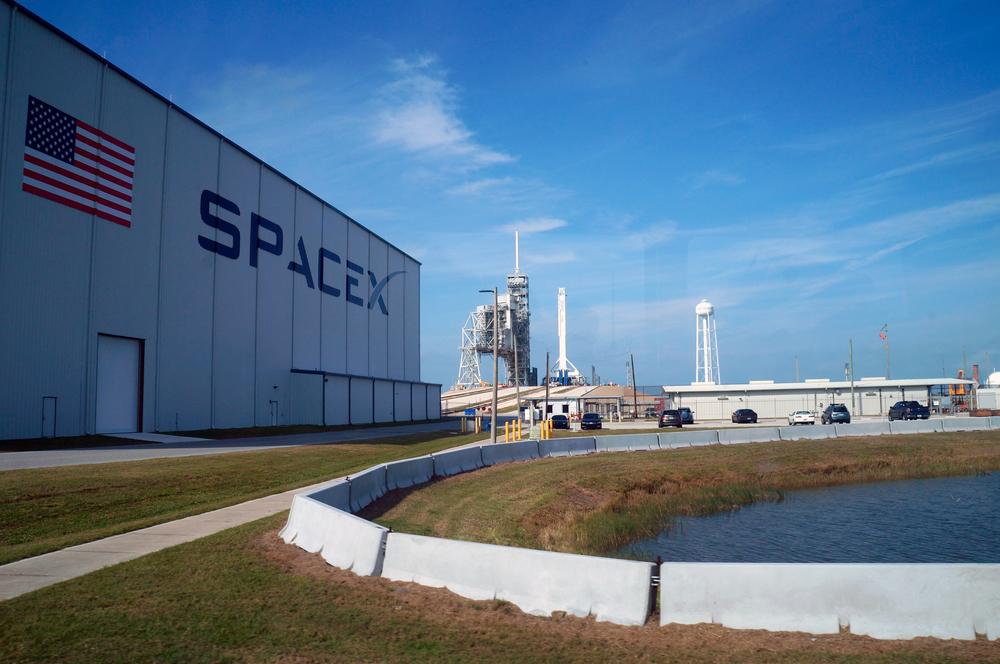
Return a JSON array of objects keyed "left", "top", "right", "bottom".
[
  {"left": 695, "top": 299, "right": 714, "bottom": 316},
  {"left": 988, "top": 371, "right": 1000, "bottom": 387}
]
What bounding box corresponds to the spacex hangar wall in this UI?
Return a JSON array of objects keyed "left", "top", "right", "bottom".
[{"left": 0, "top": 2, "right": 440, "bottom": 440}]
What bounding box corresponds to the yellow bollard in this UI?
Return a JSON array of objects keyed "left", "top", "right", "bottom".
[
  {"left": 504, "top": 421, "right": 509, "bottom": 443},
  {"left": 517, "top": 418, "right": 522, "bottom": 441}
]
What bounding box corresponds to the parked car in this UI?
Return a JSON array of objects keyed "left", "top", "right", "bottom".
[
  {"left": 580, "top": 412, "right": 602, "bottom": 430},
  {"left": 550, "top": 414, "right": 570, "bottom": 430},
  {"left": 658, "top": 409, "right": 683, "bottom": 428},
  {"left": 644, "top": 406, "right": 658, "bottom": 418},
  {"left": 678, "top": 407, "right": 695, "bottom": 424},
  {"left": 821, "top": 404, "right": 851, "bottom": 424},
  {"left": 787, "top": 410, "right": 816, "bottom": 425},
  {"left": 731, "top": 409, "right": 758, "bottom": 424},
  {"left": 888, "top": 401, "right": 931, "bottom": 421}
]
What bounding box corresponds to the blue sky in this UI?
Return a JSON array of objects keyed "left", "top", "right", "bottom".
[{"left": 27, "top": 0, "right": 1000, "bottom": 386}]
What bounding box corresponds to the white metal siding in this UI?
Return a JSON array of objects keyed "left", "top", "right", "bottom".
[
  {"left": 320, "top": 206, "right": 348, "bottom": 374},
  {"left": 0, "top": 15, "right": 100, "bottom": 438},
  {"left": 212, "top": 142, "right": 258, "bottom": 428},
  {"left": 292, "top": 188, "right": 322, "bottom": 371},
  {"left": 0, "top": 6, "right": 433, "bottom": 439},
  {"left": 90, "top": 69, "right": 166, "bottom": 434},
  {"left": 253, "top": 167, "right": 295, "bottom": 428},
  {"left": 156, "top": 109, "right": 218, "bottom": 432}
]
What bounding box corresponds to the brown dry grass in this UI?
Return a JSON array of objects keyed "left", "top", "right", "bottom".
[{"left": 256, "top": 522, "right": 1000, "bottom": 662}]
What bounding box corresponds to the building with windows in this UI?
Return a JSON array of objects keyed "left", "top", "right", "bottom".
[
  {"left": 0, "top": 2, "right": 439, "bottom": 440},
  {"left": 662, "top": 377, "right": 975, "bottom": 421}
]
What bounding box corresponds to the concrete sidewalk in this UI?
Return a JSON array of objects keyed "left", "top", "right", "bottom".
[
  {"left": 0, "top": 434, "right": 494, "bottom": 601},
  {"left": 0, "top": 480, "right": 334, "bottom": 601}
]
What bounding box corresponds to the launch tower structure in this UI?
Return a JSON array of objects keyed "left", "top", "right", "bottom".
[{"left": 454, "top": 234, "right": 532, "bottom": 388}]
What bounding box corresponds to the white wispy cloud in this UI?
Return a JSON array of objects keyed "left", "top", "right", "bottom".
[
  {"left": 500, "top": 217, "right": 568, "bottom": 234},
  {"left": 868, "top": 141, "right": 1000, "bottom": 182},
  {"left": 373, "top": 56, "right": 514, "bottom": 168},
  {"left": 683, "top": 169, "right": 745, "bottom": 189},
  {"left": 446, "top": 177, "right": 514, "bottom": 196}
]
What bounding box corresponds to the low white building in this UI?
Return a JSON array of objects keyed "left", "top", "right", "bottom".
[{"left": 662, "top": 378, "right": 975, "bottom": 420}]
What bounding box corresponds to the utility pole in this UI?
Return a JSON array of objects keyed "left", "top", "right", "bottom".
[
  {"left": 849, "top": 339, "right": 855, "bottom": 414},
  {"left": 794, "top": 356, "right": 800, "bottom": 383},
  {"left": 513, "top": 326, "right": 520, "bottom": 423},
  {"left": 544, "top": 351, "right": 550, "bottom": 421},
  {"left": 880, "top": 324, "right": 890, "bottom": 379},
  {"left": 630, "top": 353, "right": 639, "bottom": 420},
  {"left": 480, "top": 288, "right": 499, "bottom": 444}
]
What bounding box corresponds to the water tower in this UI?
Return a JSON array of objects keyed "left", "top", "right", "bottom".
[{"left": 694, "top": 299, "right": 721, "bottom": 384}]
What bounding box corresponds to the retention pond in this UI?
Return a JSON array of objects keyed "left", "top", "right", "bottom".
[{"left": 623, "top": 472, "right": 1000, "bottom": 563}]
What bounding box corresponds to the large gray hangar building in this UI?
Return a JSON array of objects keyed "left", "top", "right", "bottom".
[{"left": 0, "top": 2, "right": 440, "bottom": 440}]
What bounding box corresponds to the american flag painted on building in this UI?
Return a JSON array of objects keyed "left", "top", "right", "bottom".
[{"left": 22, "top": 96, "right": 135, "bottom": 227}]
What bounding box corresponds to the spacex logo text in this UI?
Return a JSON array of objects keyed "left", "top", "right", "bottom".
[{"left": 197, "top": 190, "right": 404, "bottom": 315}]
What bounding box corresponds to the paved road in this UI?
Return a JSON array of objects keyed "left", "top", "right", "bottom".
[{"left": 0, "top": 420, "right": 461, "bottom": 471}]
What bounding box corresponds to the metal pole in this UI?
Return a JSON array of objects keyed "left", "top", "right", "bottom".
[
  {"left": 513, "top": 324, "right": 520, "bottom": 424},
  {"left": 882, "top": 323, "right": 890, "bottom": 380},
  {"left": 491, "top": 288, "right": 498, "bottom": 444},
  {"left": 630, "top": 353, "right": 638, "bottom": 420},
  {"left": 849, "top": 339, "right": 855, "bottom": 414},
  {"left": 480, "top": 288, "right": 499, "bottom": 444},
  {"left": 544, "top": 351, "right": 550, "bottom": 421}
]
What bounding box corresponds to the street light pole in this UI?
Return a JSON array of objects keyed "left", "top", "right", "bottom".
[
  {"left": 513, "top": 323, "right": 520, "bottom": 425},
  {"left": 480, "top": 288, "right": 499, "bottom": 444},
  {"left": 849, "top": 338, "right": 855, "bottom": 415}
]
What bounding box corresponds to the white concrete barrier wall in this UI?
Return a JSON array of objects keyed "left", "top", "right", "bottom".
[
  {"left": 889, "top": 419, "right": 944, "bottom": 435},
  {"left": 659, "top": 430, "right": 719, "bottom": 448},
  {"left": 941, "top": 417, "right": 991, "bottom": 432},
  {"left": 482, "top": 440, "right": 540, "bottom": 465},
  {"left": 307, "top": 479, "right": 351, "bottom": 511},
  {"left": 991, "top": 416, "right": 1000, "bottom": 430},
  {"left": 539, "top": 436, "right": 596, "bottom": 457},
  {"left": 778, "top": 425, "right": 836, "bottom": 441},
  {"left": 348, "top": 464, "right": 388, "bottom": 512},
  {"left": 382, "top": 532, "right": 654, "bottom": 626},
  {"left": 432, "top": 446, "right": 484, "bottom": 477},
  {"left": 717, "top": 427, "right": 781, "bottom": 445},
  {"left": 385, "top": 455, "right": 435, "bottom": 490},
  {"left": 596, "top": 433, "right": 659, "bottom": 452},
  {"left": 280, "top": 495, "right": 388, "bottom": 576},
  {"left": 660, "top": 562, "right": 1000, "bottom": 641},
  {"left": 834, "top": 421, "right": 891, "bottom": 437},
  {"left": 594, "top": 435, "right": 631, "bottom": 452}
]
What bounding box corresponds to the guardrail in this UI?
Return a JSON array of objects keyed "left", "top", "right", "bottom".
[{"left": 280, "top": 418, "right": 1000, "bottom": 637}]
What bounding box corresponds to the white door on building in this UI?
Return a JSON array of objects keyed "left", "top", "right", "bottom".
[{"left": 96, "top": 334, "right": 142, "bottom": 434}]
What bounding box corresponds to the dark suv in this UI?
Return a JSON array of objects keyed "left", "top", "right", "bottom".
[
  {"left": 821, "top": 404, "right": 851, "bottom": 424},
  {"left": 888, "top": 401, "right": 930, "bottom": 421},
  {"left": 658, "top": 410, "right": 682, "bottom": 428},
  {"left": 731, "top": 409, "right": 758, "bottom": 424},
  {"left": 550, "top": 414, "right": 570, "bottom": 430},
  {"left": 678, "top": 407, "right": 694, "bottom": 424},
  {"left": 581, "top": 412, "right": 602, "bottom": 430}
]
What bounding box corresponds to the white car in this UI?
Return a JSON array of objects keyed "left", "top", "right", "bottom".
[{"left": 788, "top": 410, "right": 816, "bottom": 425}]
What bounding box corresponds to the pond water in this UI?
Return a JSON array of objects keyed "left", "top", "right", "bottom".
[{"left": 622, "top": 472, "right": 1000, "bottom": 563}]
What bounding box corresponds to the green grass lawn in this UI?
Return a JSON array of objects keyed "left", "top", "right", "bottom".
[
  {"left": 366, "top": 430, "right": 1000, "bottom": 556},
  {"left": 4, "top": 437, "right": 999, "bottom": 661},
  {"left": 0, "top": 430, "right": 483, "bottom": 566}
]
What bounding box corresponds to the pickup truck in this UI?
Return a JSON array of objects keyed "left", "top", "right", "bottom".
[{"left": 888, "top": 400, "right": 931, "bottom": 421}]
